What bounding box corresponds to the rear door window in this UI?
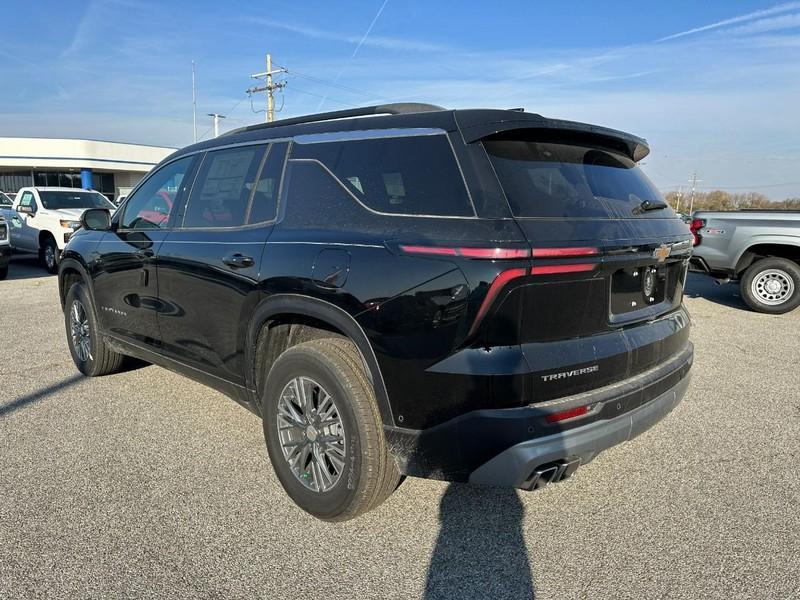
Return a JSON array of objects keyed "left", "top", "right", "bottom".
[
  {"left": 484, "top": 136, "right": 672, "bottom": 219},
  {"left": 291, "top": 134, "right": 474, "bottom": 217},
  {"left": 183, "top": 146, "right": 266, "bottom": 228},
  {"left": 247, "top": 142, "right": 287, "bottom": 225}
]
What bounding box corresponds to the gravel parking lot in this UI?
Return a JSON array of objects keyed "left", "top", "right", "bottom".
[{"left": 1, "top": 254, "right": 798, "bottom": 600}]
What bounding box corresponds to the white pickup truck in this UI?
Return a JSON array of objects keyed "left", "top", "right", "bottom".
[
  {"left": 1, "top": 187, "right": 116, "bottom": 273},
  {"left": 689, "top": 210, "right": 800, "bottom": 313}
]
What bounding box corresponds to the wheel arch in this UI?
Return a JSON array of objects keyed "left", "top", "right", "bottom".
[
  {"left": 734, "top": 239, "right": 800, "bottom": 276},
  {"left": 57, "top": 257, "right": 95, "bottom": 311},
  {"left": 245, "top": 294, "right": 395, "bottom": 426}
]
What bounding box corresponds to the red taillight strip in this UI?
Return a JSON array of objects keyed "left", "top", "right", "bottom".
[
  {"left": 399, "top": 245, "right": 530, "bottom": 259},
  {"left": 468, "top": 267, "right": 527, "bottom": 336},
  {"left": 532, "top": 247, "right": 599, "bottom": 258},
  {"left": 531, "top": 263, "right": 597, "bottom": 275},
  {"left": 545, "top": 405, "right": 589, "bottom": 423},
  {"left": 458, "top": 247, "right": 530, "bottom": 259},
  {"left": 399, "top": 245, "right": 458, "bottom": 256}
]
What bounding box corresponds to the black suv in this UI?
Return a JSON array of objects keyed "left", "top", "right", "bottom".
[{"left": 59, "top": 103, "right": 693, "bottom": 521}]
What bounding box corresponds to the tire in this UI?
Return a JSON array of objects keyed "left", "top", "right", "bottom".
[
  {"left": 41, "top": 236, "right": 60, "bottom": 274},
  {"left": 740, "top": 257, "right": 800, "bottom": 314},
  {"left": 64, "top": 282, "right": 125, "bottom": 376},
  {"left": 0, "top": 265, "right": 7, "bottom": 280},
  {"left": 262, "top": 338, "right": 400, "bottom": 521}
]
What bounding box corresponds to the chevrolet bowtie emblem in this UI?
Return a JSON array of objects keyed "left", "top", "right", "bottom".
[{"left": 652, "top": 243, "right": 671, "bottom": 262}]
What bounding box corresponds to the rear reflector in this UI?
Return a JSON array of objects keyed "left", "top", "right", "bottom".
[
  {"left": 468, "top": 267, "right": 527, "bottom": 336},
  {"left": 532, "top": 247, "right": 599, "bottom": 258},
  {"left": 531, "top": 263, "right": 597, "bottom": 275},
  {"left": 399, "top": 245, "right": 530, "bottom": 259},
  {"left": 545, "top": 405, "right": 589, "bottom": 423}
]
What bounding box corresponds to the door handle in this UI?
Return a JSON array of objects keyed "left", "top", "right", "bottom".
[
  {"left": 223, "top": 253, "right": 255, "bottom": 269},
  {"left": 135, "top": 248, "right": 154, "bottom": 258}
]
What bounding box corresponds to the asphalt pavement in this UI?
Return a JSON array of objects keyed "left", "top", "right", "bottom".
[{"left": 1, "top": 254, "right": 798, "bottom": 599}]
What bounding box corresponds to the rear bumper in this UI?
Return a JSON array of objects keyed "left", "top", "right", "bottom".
[
  {"left": 385, "top": 343, "right": 692, "bottom": 486},
  {"left": 469, "top": 372, "right": 690, "bottom": 488}
]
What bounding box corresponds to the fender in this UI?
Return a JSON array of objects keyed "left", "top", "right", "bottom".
[
  {"left": 57, "top": 255, "right": 95, "bottom": 311},
  {"left": 734, "top": 235, "right": 800, "bottom": 274},
  {"left": 244, "top": 293, "right": 395, "bottom": 427}
]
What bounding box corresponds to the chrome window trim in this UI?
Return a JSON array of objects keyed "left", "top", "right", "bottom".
[{"left": 293, "top": 128, "right": 445, "bottom": 144}]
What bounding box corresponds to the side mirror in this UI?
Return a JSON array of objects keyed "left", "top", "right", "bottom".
[
  {"left": 81, "top": 208, "right": 112, "bottom": 231},
  {"left": 16, "top": 204, "right": 33, "bottom": 215}
]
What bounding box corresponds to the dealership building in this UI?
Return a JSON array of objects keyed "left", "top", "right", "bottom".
[{"left": 0, "top": 137, "right": 176, "bottom": 202}]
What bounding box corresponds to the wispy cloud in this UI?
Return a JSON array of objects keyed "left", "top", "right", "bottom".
[
  {"left": 724, "top": 12, "right": 800, "bottom": 35},
  {"left": 656, "top": 1, "right": 800, "bottom": 42},
  {"left": 238, "top": 16, "right": 448, "bottom": 53}
]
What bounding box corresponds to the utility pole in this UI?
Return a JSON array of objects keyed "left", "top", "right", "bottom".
[
  {"left": 247, "top": 53, "right": 287, "bottom": 123},
  {"left": 207, "top": 113, "right": 226, "bottom": 138},
  {"left": 688, "top": 172, "right": 702, "bottom": 215},
  {"left": 192, "top": 61, "right": 198, "bottom": 143}
]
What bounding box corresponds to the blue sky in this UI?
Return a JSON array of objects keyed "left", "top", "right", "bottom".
[{"left": 2, "top": 0, "right": 799, "bottom": 198}]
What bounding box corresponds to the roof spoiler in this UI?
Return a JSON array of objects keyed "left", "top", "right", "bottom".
[
  {"left": 224, "top": 103, "right": 445, "bottom": 137},
  {"left": 459, "top": 116, "right": 650, "bottom": 162}
]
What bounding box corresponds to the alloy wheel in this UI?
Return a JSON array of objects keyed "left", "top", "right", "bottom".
[
  {"left": 70, "top": 300, "right": 92, "bottom": 362},
  {"left": 276, "top": 376, "right": 347, "bottom": 493}
]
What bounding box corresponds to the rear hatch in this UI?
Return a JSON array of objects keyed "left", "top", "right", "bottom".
[{"left": 481, "top": 131, "right": 692, "bottom": 402}]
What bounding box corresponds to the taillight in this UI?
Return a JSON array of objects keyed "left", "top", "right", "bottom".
[
  {"left": 468, "top": 267, "right": 527, "bottom": 336},
  {"left": 398, "top": 245, "right": 530, "bottom": 259},
  {"left": 689, "top": 219, "right": 705, "bottom": 246},
  {"left": 531, "top": 263, "right": 597, "bottom": 276},
  {"left": 532, "top": 247, "right": 599, "bottom": 258}
]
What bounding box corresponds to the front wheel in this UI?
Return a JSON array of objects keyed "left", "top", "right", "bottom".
[
  {"left": 0, "top": 265, "right": 7, "bottom": 280},
  {"left": 64, "top": 282, "right": 125, "bottom": 376},
  {"left": 262, "top": 338, "right": 400, "bottom": 521},
  {"left": 41, "top": 236, "right": 60, "bottom": 274},
  {"left": 740, "top": 257, "right": 800, "bottom": 314}
]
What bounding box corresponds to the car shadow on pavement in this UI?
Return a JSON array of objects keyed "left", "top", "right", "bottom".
[
  {"left": 424, "top": 483, "right": 535, "bottom": 599},
  {"left": 0, "top": 373, "right": 84, "bottom": 418},
  {"left": 684, "top": 272, "right": 749, "bottom": 311},
  {"left": 3, "top": 254, "right": 52, "bottom": 281}
]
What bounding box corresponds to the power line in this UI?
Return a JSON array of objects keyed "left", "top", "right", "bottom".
[
  {"left": 286, "top": 70, "right": 389, "bottom": 101},
  {"left": 286, "top": 85, "right": 360, "bottom": 108}
]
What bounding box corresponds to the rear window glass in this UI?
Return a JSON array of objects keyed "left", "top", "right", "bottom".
[
  {"left": 291, "top": 135, "right": 474, "bottom": 217},
  {"left": 484, "top": 138, "right": 671, "bottom": 219}
]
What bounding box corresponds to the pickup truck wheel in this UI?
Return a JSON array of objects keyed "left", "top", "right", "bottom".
[
  {"left": 64, "top": 282, "right": 125, "bottom": 376},
  {"left": 740, "top": 258, "right": 800, "bottom": 314},
  {"left": 41, "top": 236, "right": 60, "bottom": 274},
  {"left": 262, "top": 338, "right": 400, "bottom": 521},
  {"left": 0, "top": 265, "right": 7, "bottom": 280}
]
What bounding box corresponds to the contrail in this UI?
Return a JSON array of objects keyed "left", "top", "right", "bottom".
[
  {"left": 316, "top": 0, "right": 390, "bottom": 110},
  {"left": 656, "top": 1, "right": 800, "bottom": 42}
]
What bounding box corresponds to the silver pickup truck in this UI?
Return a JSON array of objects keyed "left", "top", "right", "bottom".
[{"left": 689, "top": 210, "right": 800, "bottom": 313}]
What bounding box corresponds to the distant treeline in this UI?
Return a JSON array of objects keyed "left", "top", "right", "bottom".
[{"left": 663, "top": 190, "right": 800, "bottom": 212}]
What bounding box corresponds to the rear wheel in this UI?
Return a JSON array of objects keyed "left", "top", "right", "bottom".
[
  {"left": 41, "top": 236, "right": 60, "bottom": 274},
  {"left": 64, "top": 282, "right": 125, "bottom": 376},
  {"left": 740, "top": 257, "right": 800, "bottom": 314},
  {"left": 262, "top": 338, "right": 400, "bottom": 521}
]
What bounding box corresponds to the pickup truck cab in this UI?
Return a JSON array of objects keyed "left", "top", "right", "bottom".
[
  {"left": 10, "top": 187, "right": 115, "bottom": 273},
  {"left": 690, "top": 210, "right": 800, "bottom": 313}
]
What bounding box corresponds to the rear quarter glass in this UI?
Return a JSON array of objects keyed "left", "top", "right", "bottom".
[
  {"left": 483, "top": 136, "right": 674, "bottom": 220},
  {"left": 291, "top": 134, "right": 474, "bottom": 217}
]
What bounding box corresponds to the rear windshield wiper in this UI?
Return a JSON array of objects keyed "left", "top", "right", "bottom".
[{"left": 634, "top": 199, "right": 668, "bottom": 214}]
